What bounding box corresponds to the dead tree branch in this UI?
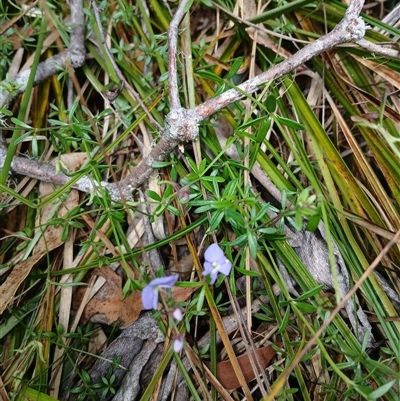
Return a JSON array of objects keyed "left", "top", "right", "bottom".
[
  {"left": 0, "top": 0, "right": 375, "bottom": 202},
  {"left": 107, "top": 0, "right": 368, "bottom": 200}
]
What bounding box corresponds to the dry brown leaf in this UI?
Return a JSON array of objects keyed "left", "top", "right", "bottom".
[
  {"left": 75, "top": 267, "right": 197, "bottom": 328},
  {"left": 74, "top": 267, "right": 127, "bottom": 326},
  {"left": 0, "top": 154, "right": 85, "bottom": 315},
  {"left": 120, "top": 291, "right": 146, "bottom": 328},
  {"left": 205, "top": 343, "right": 280, "bottom": 390},
  {"left": 170, "top": 285, "right": 197, "bottom": 304}
]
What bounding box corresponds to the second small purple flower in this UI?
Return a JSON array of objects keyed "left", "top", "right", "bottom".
[
  {"left": 142, "top": 274, "right": 179, "bottom": 310},
  {"left": 202, "top": 243, "right": 232, "bottom": 284}
]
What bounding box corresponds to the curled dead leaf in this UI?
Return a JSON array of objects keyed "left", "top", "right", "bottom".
[{"left": 205, "top": 343, "right": 281, "bottom": 390}]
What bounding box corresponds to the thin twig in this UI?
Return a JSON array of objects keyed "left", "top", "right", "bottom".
[
  {"left": 168, "top": 0, "right": 192, "bottom": 109},
  {"left": 356, "top": 38, "right": 400, "bottom": 59}
]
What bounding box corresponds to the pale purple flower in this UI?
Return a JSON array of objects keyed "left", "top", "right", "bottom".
[
  {"left": 142, "top": 274, "right": 179, "bottom": 310},
  {"left": 173, "top": 335, "right": 184, "bottom": 353},
  {"left": 202, "top": 244, "right": 232, "bottom": 284},
  {"left": 170, "top": 307, "right": 183, "bottom": 322}
]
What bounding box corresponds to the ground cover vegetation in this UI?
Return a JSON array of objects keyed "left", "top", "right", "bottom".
[{"left": 0, "top": 0, "right": 400, "bottom": 399}]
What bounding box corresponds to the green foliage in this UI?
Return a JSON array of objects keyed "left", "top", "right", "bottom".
[{"left": 70, "top": 357, "right": 120, "bottom": 399}]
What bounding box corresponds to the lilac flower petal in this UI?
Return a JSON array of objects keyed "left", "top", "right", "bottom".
[
  {"left": 202, "top": 261, "right": 213, "bottom": 274},
  {"left": 173, "top": 336, "right": 184, "bottom": 353},
  {"left": 209, "top": 270, "right": 218, "bottom": 284},
  {"left": 141, "top": 274, "right": 179, "bottom": 310},
  {"left": 204, "top": 244, "right": 224, "bottom": 262},
  {"left": 202, "top": 243, "right": 232, "bottom": 284},
  {"left": 215, "top": 254, "right": 229, "bottom": 265},
  {"left": 149, "top": 274, "right": 179, "bottom": 288},
  {"left": 218, "top": 260, "right": 232, "bottom": 276},
  {"left": 142, "top": 285, "right": 157, "bottom": 310},
  {"left": 202, "top": 266, "right": 218, "bottom": 283},
  {"left": 171, "top": 308, "right": 183, "bottom": 322}
]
